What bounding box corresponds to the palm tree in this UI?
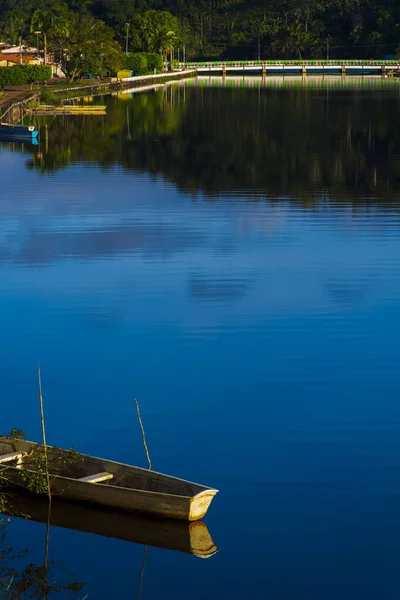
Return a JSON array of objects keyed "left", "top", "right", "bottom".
[
  {"left": 148, "top": 26, "right": 177, "bottom": 69},
  {"left": 31, "top": 9, "right": 72, "bottom": 67},
  {"left": 49, "top": 15, "right": 71, "bottom": 69},
  {"left": 31, "top": 9, "right": 50, "bottom": 65}
]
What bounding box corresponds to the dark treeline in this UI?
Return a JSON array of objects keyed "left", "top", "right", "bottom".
[
  {"left": 18, "top": 80, "right": 400, "bottom": 207},
  {"left": 1, "top": 0, "right": 400, "bottom": 61}
]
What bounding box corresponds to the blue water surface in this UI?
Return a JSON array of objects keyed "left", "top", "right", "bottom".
[{"left": 1, "top": 78, "right": 400, "bottom": 599}]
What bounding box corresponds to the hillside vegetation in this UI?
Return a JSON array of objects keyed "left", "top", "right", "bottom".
[{"left": 0, "top": 0, "right": 399, "bottom": 65}]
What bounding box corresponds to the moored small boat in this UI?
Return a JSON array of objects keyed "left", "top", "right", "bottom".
[
  {"left": 28, "top": 105, "right": 107, "bottom": 115},
  {"left": 0, "top": 123, "right": 38, "bottom": 138},
  {"left": 0, "top": 437, "right": 218, "bottom": 521},
  {"left": 5, "top": 491, "right": 218, "bottom": 558}
]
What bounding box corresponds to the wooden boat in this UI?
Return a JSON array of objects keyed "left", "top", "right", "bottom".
[
  {"left": 28, "top": 105, "right": 107, "bottom": 116},
  {"left": 0, "top": 437, "right": 218, "bottom": 521},
  {"left": 5, "top": 491, "right": 218, "bottom": 558},
  {"left": 29, "top": 110, "right": 107, "bottom": 116},
  {"left": 27, "top": 105, "right": 107, "bottom": 116},
  {"left": 0, "top": 123, "right": 38, "bottom": 138},
  {"left": 29, "top": 105, "right": 107, "bottom": 112}
]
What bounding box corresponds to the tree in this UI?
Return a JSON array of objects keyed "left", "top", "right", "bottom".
[
  {"left": 65, "top": 14, "right": 124, "bottom": 80},
  {"left": 30, "top": 6, "right": 72, "bottom": 66},
  {"left": 129, "top": 10, "right": 181, "bottom": 55},
  {"left": 148, "top": 25, "right": 177, "bottom": 64},
  {"left": 0, "top": 10, "right": 27, "bottom": 45},
  {"left": 2, "top": 0, "right": 400, "bottom": 62},
  {"left": 30, "top": 9, "right": 52, "bottom": 65}
]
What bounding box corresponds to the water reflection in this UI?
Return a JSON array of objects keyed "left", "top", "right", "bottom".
[
  {"left": 0, "top": 488, "right": 217, "bottom": 598},
  {"left": 3, "top": 78, "right": 400, "bottom": 600},
  {"left": 6, "top": 76, "right": 400, "bottom": 205},
  {"left": 6, "top": 493, "right": 218, "bottom": 558},
  {"left": 189, "top": 276, "right": 253, "bottom": 303},
  {"left": 0, "top": 221, "right": 206, "bottom": 265},
  {"left": 0, "top": 510, "right": 84, "bottom": 598}
]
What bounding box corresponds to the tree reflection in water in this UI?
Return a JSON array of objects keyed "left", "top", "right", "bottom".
[{"left": 7, "top": 77, "right": 400, "bottom": 207}]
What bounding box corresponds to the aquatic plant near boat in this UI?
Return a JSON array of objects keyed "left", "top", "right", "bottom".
[
  {"left": 8, "top": 429, "right": 27, "bottom": 441},
  {"left": 18, "top": 445, "right": 83, "bottom": 496},
  {"left": 5, "top": 423, "right": 83, "bottom": 497}
]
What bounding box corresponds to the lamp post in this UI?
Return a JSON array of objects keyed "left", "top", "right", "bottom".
[
  {"left": 34, "top": 30, "right": 41, "bottom": 62},
  {"left": 125, "top": 22, "right": 130, "bottom": 55}
]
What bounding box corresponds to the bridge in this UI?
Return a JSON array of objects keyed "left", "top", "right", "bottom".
[{"left": 181, "top": 60, "right": 400, "bottom": 76}]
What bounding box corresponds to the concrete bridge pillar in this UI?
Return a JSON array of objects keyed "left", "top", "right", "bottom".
[
  {"left": 302, "top": 64, "right": 306, "bottom": 75},
  {"left": 382, "top": 65, "right": 386, "bottom": 76},
  {"left": 341, "top": 65, "right": 346, "bottom": 76},
  {"left": 262, "top": 65, "right": 266, "bottom": 76},
  {"left": 222, "top": 65, "right": 226, "bottom": 77}
]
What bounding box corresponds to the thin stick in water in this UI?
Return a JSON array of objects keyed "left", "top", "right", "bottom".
[
  {"left": 6, "top": 575, "right": 15, "bottom": 592},
  {"left": 38, "top": 364, "right": 52, "bottom": 504},
  {"left": 136, "top": 545, "right": 147, "bottom": 600},
  {"left": 134, "top": 398, "right": 151, "bottom": 471},
  {"left": 44, "top": 501, "right": 51, "bottom": 569},
  {"left": 42, "top": 501, "right": 51, "bottom": 600}
]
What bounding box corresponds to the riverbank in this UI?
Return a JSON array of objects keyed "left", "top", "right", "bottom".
[
  {"left": 0, "top": 87, "right": 40, "bottom": 123},
  {"left": 0, "top": 87, "right": 38, "bottom": 115},
  {"left": 0, "top": 70, "right": 196, "bottom": 121},
  {"left": 38, "top": 69, "right": 196, "bottom": 102}
]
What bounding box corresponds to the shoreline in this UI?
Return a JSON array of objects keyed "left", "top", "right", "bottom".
[
  {"left": 0, "top": 69, "right": 196, "bottom": 121},
  {"left": 39, "top": 69, "right": 197, "bottom": 101},
  {"left": 1, "top": 67, "right": 398, "bottom": 123}
]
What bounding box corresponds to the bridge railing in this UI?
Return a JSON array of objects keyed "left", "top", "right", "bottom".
[{"left": 181, "top": 60, "right": 400, "bottom": 68}]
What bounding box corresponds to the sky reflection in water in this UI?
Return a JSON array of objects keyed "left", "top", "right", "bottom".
[{"left": 1, "top": 78, "right": 400, "bottom": 598}]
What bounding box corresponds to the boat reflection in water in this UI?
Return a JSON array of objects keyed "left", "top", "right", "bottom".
[
  {"left": 7, "top": 491, "right": 218, "bottom": 559},
  {"left": 0, "top": 134, "right": 39, "bottom": 145}
]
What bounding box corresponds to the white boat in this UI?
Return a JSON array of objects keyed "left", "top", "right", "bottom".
[{"left": 0, "top": 437, "right": 218, "bottom": 521}]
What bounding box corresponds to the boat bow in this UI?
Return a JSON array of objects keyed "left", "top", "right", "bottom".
[{"left": 189, "top": 488, "right": 219, "bottom": 521}]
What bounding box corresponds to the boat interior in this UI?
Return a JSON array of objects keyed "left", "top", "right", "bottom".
[{"left": 0, "top": 438, "right": 208, "bottom": 498}]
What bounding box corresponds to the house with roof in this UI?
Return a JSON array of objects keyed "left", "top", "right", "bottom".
[{"left": 0, "top": 54, "right": 39, "bottom": 67}]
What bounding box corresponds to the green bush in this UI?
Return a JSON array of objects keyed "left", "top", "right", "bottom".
[
  {"left": 124, "top": 52, "right": 148, "bottom": 75},
  {"left": 171, "top": 59, "right": 179, "bottom": 70},
  {"left": 24, "top": 65, "right": 52, "bottom": 83},
  {"left": 0, "top": 65, "right": 52, "bottom": 89},
  {"left": 0, "top": 66, "right": 26, "bottom": 88},
  {"left": 124, "top": 52, "right": 163, "bottom": 75},
  {"left": 146, "top": 53, "right": 163, "bottom": 72}
]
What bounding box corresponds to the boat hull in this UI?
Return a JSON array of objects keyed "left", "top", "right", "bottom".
[
  {"left": 0, "top": 124, "right": 38, "bottom": 138},
  {"left": 0, "top": 437, "right": 217, "bottom": 521}
]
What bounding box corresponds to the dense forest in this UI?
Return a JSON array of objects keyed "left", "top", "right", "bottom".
[{"left": 0, "top": 0, "right": 400, "bottom": 61}]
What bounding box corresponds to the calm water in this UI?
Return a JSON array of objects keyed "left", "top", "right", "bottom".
[{"left": 2, "top": 76, "right": 400, "bottom": 598}]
